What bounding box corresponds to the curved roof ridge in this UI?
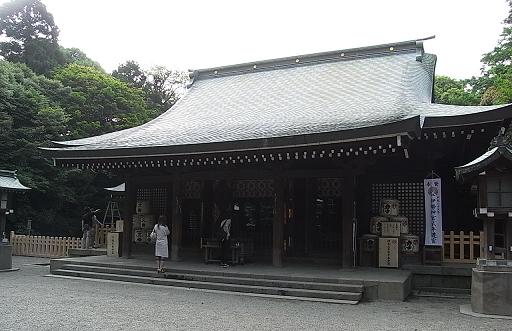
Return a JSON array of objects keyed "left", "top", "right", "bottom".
[{"left": 192, "top": 37, "right": 433, "bottom": 81}]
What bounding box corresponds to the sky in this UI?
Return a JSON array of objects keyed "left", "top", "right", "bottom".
[{"left": 3, "top": 0, "right": 510, "bottom": 79}]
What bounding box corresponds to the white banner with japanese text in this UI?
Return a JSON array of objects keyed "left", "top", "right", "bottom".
[{"left": 424, "top": 178, "right": 443, "bottom": 246}]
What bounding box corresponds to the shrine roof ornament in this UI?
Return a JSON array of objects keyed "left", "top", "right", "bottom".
[
  {"left": 455, "top": 128, "right": 512, "bottom": 182},
  {"left": 43, "top": 37, "right": 512, "bottom": 160},
  {"left": 104, "top": 183, "right": 125, "bottom": 192},
  {"left": 0, "top": 170, "right": 31, "bottom": 191}
]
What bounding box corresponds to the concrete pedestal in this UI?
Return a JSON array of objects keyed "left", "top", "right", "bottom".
[
  {"left": 0, "top": 244, "right": 13, "bottom": 270},
  {"left": 471, "top": 259, "right": 512, "bottom": 317}
]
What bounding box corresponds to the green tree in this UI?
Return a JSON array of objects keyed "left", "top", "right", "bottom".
[
  {"left": 0, "top": 60, "right": 120, "bottom": 236},
  {"left": 434, "top": 75, "right": 480, "bottom": 106},
  {"left": 0, "top": 0, "right": 64, "bottom": 75},
  {"left": 476, "top": 0, "right": 512, "bottom": 105},
  {"left": 61, "top": 47, "right": 103, "bottom": 70},
  {"left": 52, "top": 63, "right": 156, "bottom": 138},
  {"left": 112, "top": 60, "right": 146, "bottom": 89},
  {"left": 144, "top": 65, "right": 188, "bottom": 111}
]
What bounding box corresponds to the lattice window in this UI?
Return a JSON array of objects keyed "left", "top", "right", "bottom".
[
  {"left": 182, "top": 180, "right": 201, "bottom": 199},
  {"left": 137, "top": 188, "right": 168, "bottom": 216},
  {"left": 234, "top": 180, "right": 274, "bottom": 198},
  {"left": 316, "top": 178, "right": 342, "bottom": 197},
  {"left": 371, "top": 182, "right": 424, "bottom": 238}
]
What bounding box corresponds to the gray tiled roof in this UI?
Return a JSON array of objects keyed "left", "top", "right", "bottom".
[
  {"left": 455, "top": 146, "right": 512, "bottom": 180},
  {"left": 46, "top": 38, "right": 509, "bottom": 157},
  {"left": 0, "top": 170, "right": 30, "bottom": 191}
]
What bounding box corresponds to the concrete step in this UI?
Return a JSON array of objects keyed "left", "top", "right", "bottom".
[
  {"left": 53, "top": 260, "right": 364, "bottom": 285},
  {"left": 53, "top": 268, "right": 362, "bottom": 304},
  {"left": 68, "top": 248, "right": 106, "bottom": 257},
  {"left": 61, "top": 264, "right": 364, "bottom": 293}
]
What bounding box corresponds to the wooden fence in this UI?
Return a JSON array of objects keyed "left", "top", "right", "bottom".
[
  {"left": 442, "top": 231, "right": 485, "bottom": 263},
  {"left": 10, "top": 224, "right": 114, "bottom": 258},
  {"left": 10, "top": 231, "right": 81, "bottom": 258},
  {"left": 94, "top": 224, "right": 114, "bottom": 248}
]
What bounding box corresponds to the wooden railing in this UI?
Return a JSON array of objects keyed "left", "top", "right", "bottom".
[
  {"left": 94, "top": 224, "right": 115, "bottom": 248},
  {"left": 10, "top": 231, "right": 81, "bottom": 258},
  {"left": 442, "top": 231, "right": 485, "bottom": 263}
]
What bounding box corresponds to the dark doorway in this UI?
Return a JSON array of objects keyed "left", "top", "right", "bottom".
[{"left": 285, "top": 178, "right": 343, "bottom": 260}]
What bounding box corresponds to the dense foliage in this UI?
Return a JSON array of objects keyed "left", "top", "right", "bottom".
[{"left": 0, "top": 0, "right": 186, "bottom": 236}]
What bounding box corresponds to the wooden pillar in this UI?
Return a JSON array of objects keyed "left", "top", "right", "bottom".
[
  {"left": 273, "top": 178, "right": 285, "bottom": 267},
  {"left": 341, "top": 174, "right": 356, "bottom": 268},
  {"left": 171, "top": 178, "right": 183, "bottom": 261},
  {"left": 483, "top": 219, "right": 495, "bottom": 259},
  {"left": 304, "top": 178, "right": 312, "bottom": 256},
  {"left": 507, "top": 220, "right": 512, "bottom": 260},
  {"left": 122, "top": 178, "right": 136, "bottom": 258},
  {"left": 201, "top": 180, "right": 213, "bottom": 239}
]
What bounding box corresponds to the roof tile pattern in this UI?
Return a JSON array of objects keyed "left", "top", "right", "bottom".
[{"left": 48, "top": 40, "right": 507, "bottom": 156}]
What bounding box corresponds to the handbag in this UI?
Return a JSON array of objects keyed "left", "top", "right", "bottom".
[{"left": 150, "top": 230, "right": 157, "bottom": 243}]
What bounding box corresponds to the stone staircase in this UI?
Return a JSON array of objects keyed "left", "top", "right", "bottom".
[{"left": 51, "top": 261, "right": 364, "bottom": 304}]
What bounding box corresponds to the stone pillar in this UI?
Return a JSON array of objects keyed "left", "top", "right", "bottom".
[
  {"left": 171, "top": 179, "right": 183, "bottom": 261},
  {"left": 341, "top": 174, "right": 356, "bottom": 268},
  {"left": 122, "top": 178, "right": 136, "bottom": 258},
  {"left": 0, "top": 244, "right": 12, "bottom": 270},
  {"left": 273, "top": 178, "right": 285, "bottom": 267}
]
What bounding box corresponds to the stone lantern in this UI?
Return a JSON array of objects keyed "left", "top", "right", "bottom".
[{"left": 0, "top": 170, "right": 30, "bottom": 271}]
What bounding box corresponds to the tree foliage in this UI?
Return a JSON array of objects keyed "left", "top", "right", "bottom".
[
  {"left": 61, "top": 47, "right": 103, "bottom": 70},
  {"left": 52, "top": 64, "right": 155, "bottom": 138},
  {"left": 434, "top": 76, "right": 480, "bottom": 106},
  {"left": 0, "top": 0, "right": 64, "bottom": 74},
  {"left": 112, "top": 60, "right": 146, "bottom": 89},
  {"left": 113, "top": 61, "right": 188, "bottom": 113},
  {"left": 0, "top": 2, "right": 188, "bottom": 236},
  {"left": 0, "top": 60, "right": 108, "bottom": 236}
]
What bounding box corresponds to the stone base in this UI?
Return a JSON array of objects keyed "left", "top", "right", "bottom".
[
  {"left": 0, "top": 268, "right": 19, "bottom": 272},
  {"left": 471, "top": 259, "right": 512, "bottom": 317},
  {"left": 0, "top": 244, "right": 13, "bottom": 270},
  {"left": 460, "top": 304, "right": 512, "bottom": 320}
]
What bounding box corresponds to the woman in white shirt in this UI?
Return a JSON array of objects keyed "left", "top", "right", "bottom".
[{"left": 152, "top": 215, "right": 170, "bottom": 273}]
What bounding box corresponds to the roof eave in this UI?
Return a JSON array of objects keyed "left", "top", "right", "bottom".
[
  {"left": 455, "top": 146, "right": 512, "bottom": 181},
  {"left": 46, "top": 116, "right": 421, "bottom": 161},
  {"left": 423, "top": 104, "right": 512, "bottom": 129}
]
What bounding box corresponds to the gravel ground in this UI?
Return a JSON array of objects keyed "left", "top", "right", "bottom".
[{"left": 1, "top": 256, "right": 510, "bottom": 331}]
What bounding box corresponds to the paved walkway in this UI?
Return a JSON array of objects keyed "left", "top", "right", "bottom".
[{"left": 2, "top": 256, "right": 510, "bottom": 331}]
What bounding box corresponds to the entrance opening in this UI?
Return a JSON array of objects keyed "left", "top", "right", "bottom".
[{"left": 285, "top": 178, "right": 342, "bottom": 261}]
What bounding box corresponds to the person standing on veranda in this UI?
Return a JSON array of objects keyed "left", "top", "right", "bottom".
[{"left": 152, "top": 215, "right": 170, "bottom": 273}]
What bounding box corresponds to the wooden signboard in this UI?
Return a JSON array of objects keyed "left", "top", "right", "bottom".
[
  {"left": 381, "top": 221, "right": 401, "bottom": 237},
  {"left": 379, "top": 237, "right": 399, "bottom": 268},
  {"left": 107, "top": 232, "right": 122, "bottom": 257}
]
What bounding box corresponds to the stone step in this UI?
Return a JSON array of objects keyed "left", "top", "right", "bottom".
[
  {"left": 68, "top": 248, "right": 107, "bottom": 257},
  {"left": 53, "top": 268, "right": 362, "bottom": 303},
  {"left": 61, "top": 264, "right": 364, "bottom": 293},
  {"left": 415, "top": 286, "right": 471, "bottom": 295},
  {"left": 55, "top": 260, "right": 363, "bottom": 285}
]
